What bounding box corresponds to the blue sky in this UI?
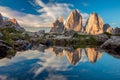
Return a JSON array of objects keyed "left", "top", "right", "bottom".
[{"left": 0, "top": 0, "right": 120, "bottom": 31}]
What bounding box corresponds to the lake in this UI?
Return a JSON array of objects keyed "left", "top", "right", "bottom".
[{"left": 0, "top": 45, "right": 120, "bottom": 80}]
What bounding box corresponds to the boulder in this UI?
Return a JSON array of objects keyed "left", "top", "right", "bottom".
[
  {"left": 94, "top": 34, "right": 109, "bottom": 43},
  {"left": 101, "top": 36, "right": 120, "bottom": 53},
  {"left": 14, "top": 40, "right": 32, "bottom": 51}
]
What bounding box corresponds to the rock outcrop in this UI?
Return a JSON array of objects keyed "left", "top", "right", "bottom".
[
  {"left": 94, "top": 34, "right": 109, "bottom": 43},
  {"left": 50, "top": 17, "right": 64, "bottom": 33},
  {"left": 0, "top": 13, "right": 25, "bottom": 31},
  {"left": 112, "top": 27, "right": 120, "bottom": 35},
  {"left": 65, "top": 10, "right": 83, "bottom": 32},
  {"left": 85, "top": 13, "right": 104, "bottom": 35},
  {"left": 0, "top": 13, "right": 3, "bottom": 25},
  {"left": 103, "top": 24, "right": 113, "bottom": 33},
  {"left": 85, "top": 48, "right": 102, "bottom": 63},
  {"left": 9, "top": 18, "right": 20, "bottom": 26},
  {"left": 101, "top": 36, "right": 120, "bottom": 52}
]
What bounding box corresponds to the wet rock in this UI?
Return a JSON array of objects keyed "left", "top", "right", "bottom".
[{"left": 14, "top": 40, "right": 32, "bottom": 51}]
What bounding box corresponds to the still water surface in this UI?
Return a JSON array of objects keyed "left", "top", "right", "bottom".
[{"left": 0, "top": 46, "right": 120, "bottom": 80}]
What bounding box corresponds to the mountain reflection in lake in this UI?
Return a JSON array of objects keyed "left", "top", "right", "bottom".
[{"left": 0, "top": 45, "right": 120, "bottom": 80}]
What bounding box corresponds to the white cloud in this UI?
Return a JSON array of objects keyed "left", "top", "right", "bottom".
[
  {"left": 0, "top": 0, "right": 89, "bottom": 32},
  {"left": 81, "top": 13, "right": 89, "bottom": 26}
]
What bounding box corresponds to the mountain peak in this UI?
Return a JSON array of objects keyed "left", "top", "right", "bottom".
[
  {"left": 85, "top": 12, "right": 104, "bottom": 35},
  {"left": 65, "top": 10, "right": 83, "bottom": 32}
]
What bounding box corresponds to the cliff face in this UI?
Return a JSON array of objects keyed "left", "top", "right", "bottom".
[
  {"left": 0, "top": 13, "right": 25, "bottom": 31},
  {"left": 103, "top": 24, "right": 113, "bottom": 33},
  {"left": 65, "top": 10, "right": 83, "bottom": 32},
  {"left": 9, "top": 18, "right": 20, "bottom": 26},
  {"left": 85, "top": 13, "right": 104, "bottom": 35},
  {"left": 50, "top": 17, "right": 64, "bottom": 33}
]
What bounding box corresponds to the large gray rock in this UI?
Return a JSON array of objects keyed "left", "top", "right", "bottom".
[
  {"left": 101, "top": 36, "right": 120, "bottom": 53},
  {"left": 85, "top": 13, "right": 104, "bottom": 35},
  {"left": 50, "top": 17, "right": 64, "bottom": 34},
  {"left": 112, "top": 27, "right": 120, "bottom": 35},
  {"left": 14, "top": 40, "right": 32, "bottom": 51},
  {"left": 94, "top": 34, "right": 109, "bottom": 42},
  {"left": 0, "top": 13, "right": 25, "bottom": 31},
  {"left": 65, "top": 10, "right": 83, "bottom": 32}
]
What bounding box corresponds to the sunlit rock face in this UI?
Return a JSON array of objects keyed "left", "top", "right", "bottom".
[
  {"left": 85, "top": 48, "right": 102, "bottom": 63},
  {"left": 65, "top": 10, "right": 83, "bottom": 32},
  {"left": 9, "top": 18, "right": 20, "bottom": 26},
  {"left": 0, "top": 13, "right": 25, "bottom": 31},
  {"left": 85, "top": 13, "right": 104, "bottom": 35},
  {"left": 103, "top": 24, "right": 113, "bottom": 33},
  {"left": 0, "top": 13, "right": 3, "bottom": 25},
  {"left": 50, "top": 17, "right": 64, "bottom": 33},
  {"left": 64, "top": 48, "right": 82, "bottom": 65}
]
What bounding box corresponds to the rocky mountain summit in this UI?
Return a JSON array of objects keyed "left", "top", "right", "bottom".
[
  {"left": 0, "top": 13, "right": 25, "bottom": 31},
  {"left": 65, "top": 10, "right": 83, "bottom": 32},
  {"left": 50, "top": 10, "right": 117, "bottom": 35},
  {"left": 85, "top": 13, "right": 104, "bottom": 35},
  {"left": 50, "top": 17, "right": 64, "bottom": 33}
]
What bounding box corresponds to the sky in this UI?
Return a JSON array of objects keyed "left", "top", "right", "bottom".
[{"left": 0, "top": 0, "right": 120, "bottom": 31}]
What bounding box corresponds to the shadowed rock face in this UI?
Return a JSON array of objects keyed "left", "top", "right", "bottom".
[
  {"left": 103, "top": 24, "right": 113, "bottom": 33},
  {"left": 112, "top": 27, "right": 120, "bottom": 35},
  {"left": 85, "top": 48, "right": 102, "bottom": 63},
  {"left": 85, "top": 13, "right": 104, "bottom": 35},
  {"left": 0, "top": 13, "right": 3, "bottom": 25},
  {"left": 50, "top": 17, "right": 64, "bottom": 33},
  {"left": 64, "top": 48, "right": 82, "bottom": 65},
  {"left": 65, "top": 10, "right": 83, "bottom": 32}
]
